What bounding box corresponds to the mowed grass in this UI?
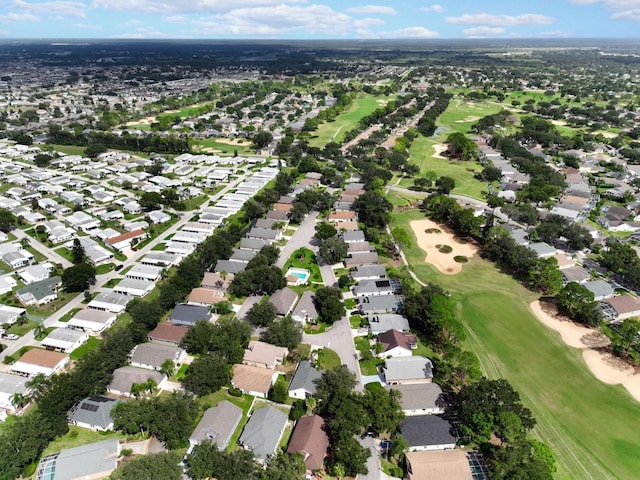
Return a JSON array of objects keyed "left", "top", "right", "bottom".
[
  {"left": 309, "top": 94, "right": 392, "bottom": 148},
  {"left": 390, "top": 203, "right": 640, "bottom": 480}
]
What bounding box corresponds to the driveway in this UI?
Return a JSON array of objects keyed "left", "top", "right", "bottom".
[
  {"left": 357, "top": 435, "right": 400, "bottom": 480},
  {"left": 303, "top": 314, "right": 363, "bottom": 392}
]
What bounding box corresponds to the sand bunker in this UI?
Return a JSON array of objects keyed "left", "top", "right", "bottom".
[
  {"left": 530, "top": 301, "right": 610, "bottom": 349},
  {"left": 215, "top": 138, "right": 249, "bottom": 145},
  {"left": 432, "top": 143, "right": 448, "bottom": 159},
  {"left": 410, "top": 218, "right": 478, "bottom": 274},
  {"left": 530, "top": 300, "right": 640, "bottom": 402}
]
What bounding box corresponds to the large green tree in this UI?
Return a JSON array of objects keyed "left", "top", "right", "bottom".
[
  {"left": 313, "top": 287, "right": 345, "bottom": 324},
  {"left": 354, "top": 190, "right": 393, "bottom": 229},
  {"left": 182, "top": 353, "right": 230, "bottom": 396},
  {"left": 61, "top": 262, "right": 96, "bottom": 292},
  {"left": 186, "top": 442, "right": 256, "bottom": 480},
  {"left": 110, "top": 452, "right": 182, "bottom": 480},
  {"left": 262, "top": 316, "right": 302, "bottom": 349}
]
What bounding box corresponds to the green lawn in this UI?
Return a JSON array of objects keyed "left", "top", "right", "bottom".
[
  {"left": 95, "top": 263, "right": 115, "bottom": 275},
  {"left": 309, "top": 94, "right": 392, "bottom": 148},
  {"left": 54, "top": 247, "right": 74, "bottom": 263},
  {"left": 317, "top": 348, "right": 341, "bottom": 371},
  {"left": 46, "top": 144, "right": 88, "bottom": 156},
  {"left": 42, "top": 425, "right": 125, "bottom": 456},
  {"left": 284, "top": 248, "right": 322, "bottom": 284},
  {"left": 69, "top": 337, "right": 101, "bottom": 361},
  {"left": 390, "top": 204, "right": 640, "bottom": 480}
]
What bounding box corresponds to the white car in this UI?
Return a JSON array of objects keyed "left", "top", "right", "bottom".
[{"left": 4, "top": 334, "right": 19, "bottom": 340}]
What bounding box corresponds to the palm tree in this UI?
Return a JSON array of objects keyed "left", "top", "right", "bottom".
[
  {"left": 11, "top": 392, "right": 29, "bottom": 410},
  {"left": 26, "top": 373, "right": 49, "bottom": 400},
  {"left": 145, "top": 378, "right": 157, "bottom": 395},
  {"left": 34, "top": 323, "right": 46, "bottom": 339},
  {"left": 160, "top": 359, "right": 175, "bottom": 377},
  {"left": 130, "top": 382, "right": 142, "bottom": 399}
]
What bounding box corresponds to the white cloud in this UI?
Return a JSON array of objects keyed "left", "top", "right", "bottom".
[
  {"left": 164, "top": 15, "right": 189, "bottom": 24},
  {"left": 611, "top": 9, "right": 640, "bottom": 20},
  {"left": 462, "top": 26, "right": 505, "bottom": 36},
  {"left": 377, "top": 26, "right": 439, "bottom": 38},
  {"left": 0, "top": 12, "right": 39, "bottom": 22},
  {"left": 92, "top": 0, "right": 305, "bottom": 14},
  {"left": 446, "top": 12, "right": 555, "bottom": 26},
  {"left": 192, "top": 4, "right": 353, "bottom": 36},
  {"left": 419, "top": 4, "right": 444, "bottom": 13},
  {"left": 118, "top": 19, "right": 143, "bottom": 28},
  {"left": 111, "top": 27, "right": 182, "bottom": 38},
  {"left": 354, "top": 17, "right": 385, "bottom": 28},
  {"left": 345, "top": 5, "right": 396, "bottom": 15},
  {"left": 13, "top": 0, "right": 86, "bottom": 18},
  {"left": 571, "top": 0, "right": 640, "bottom": 21},
  {"left": 71, "top": 23, "right": 102, "bottom": 29}
]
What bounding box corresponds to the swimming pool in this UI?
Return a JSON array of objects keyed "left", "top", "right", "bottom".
[{"left": 285, "top": 267, "right": 310, "bottom": 285}]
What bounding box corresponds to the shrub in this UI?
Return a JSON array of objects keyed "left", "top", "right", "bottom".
[
  {"left": 438, "top": 245, "right": 453, "bottom": 254},
  {"left": 425, "top": 228, "right": 441, "bottom": 234},
  {"left": 228, "top": 387, "right": 243, "bottom": 397},
  {"left": 454, "top": 255, "right": 469, "bottom": 263}
]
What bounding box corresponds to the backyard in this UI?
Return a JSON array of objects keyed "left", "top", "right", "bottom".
[{"left": 389, "top": 199, "right": 640, "bottom": 480}]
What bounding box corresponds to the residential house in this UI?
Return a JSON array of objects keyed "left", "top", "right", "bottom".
[
  {"left": 67, "top": 309, "right": 116, "bottom": 334},
  {"left": 405, "top": 450, "right": 477, "bottom": 480},
  {"left": 35, "top": 439, "right": 120, "bottom": 480},
  {"left": 243, "top": 341, "right": 288, "bottom": 369},
  {"left": 113, "top": 278, "right": 155, "bottom": 297},
  {"left": 240, "top": 237, "right": 267, "bottom": 251},
  {"left": 68, "top": 396, "right": 120, "bottom": 431},
  {"left": 125, "top": 264, "right": 163, "bottom": 282},
  {"left": 108, "top": 366, "right": 166, "bottom": 397},
  {"left": 16, "top": 276, "right": 61, "bottom": 306},
  {"left": 368, "top": 314, "right": 410, "bottom": 336},
  {"left": 106, "top": 229, "right": 145, "bottom": 252},
  {"left": 17, "top": 263, "right": 53, "bottom": 285},
  {"left": 0, "top": 371, "right": 29, "bottom": 414},
  {"left": 268, "top": 287, "right": 299, "bottom": 316},
  {"left": 239, "top": 406, "right": 288, "bottom": 463},
  {"left": 140, "top": 251, "right": 181, "bottom": 267},
  {"left": 148, "top": 322, "right": 189, "bottom": 347},
  {"left": 0, "top": 275, "right": 16, "bottom": 295},
  {"left": 582, "top": 279, "right": 615, "bottom": 301},
  {"left": 400, "top": 415, "right": 458, "bottom": 451},
  {"left": 291, "top": 290, "right": 318, "bottom": 325},
  {"left": 11, "top": 349, "right": 69, "bottom": 377},
  {"left": 384, "top": 356, "right": 434, "bottom": 385},
  {"left": 561, "top": 266, "right": 591, "bottom": 284},
  {"left": 353, "top": 278, "right": 399, "bottom": 298},
  {"left": 287, "top": 415, "right": 329, "bottom": 472},
  {"left": 169, "top": 303, "right": 212, "bottom": 327},
  {"left": 88, "top": 291, "right": 129, "bottom": 313},
  {"left": 148, "top": 210, "right": 171, "bottom": 224},
  {"left": 288, "top": 360, "right": 322, "bottom": 400},
  {"left": 187, "top": 287, "right": 227, "bottom": 307},
  {"left": 40, "top": 328, "right": 88, "bottom": 353},
  {"left": 342, "top": 230, "right": 366, "bottom": 244},
  {"left": 344, "top": 251, "right": 380, "bottom": 267},
  {"left": 231, "top": 364, "right": 279, "bottom": 398},
  {"left": 201, "top": 272, "right": 233, "bottom": 291},
  {"left": 129, "top": 343, "right": 186, "bottom": 371},
  {"left": 528, "top": 242, "right": 557, "bottom": 258},
  {"left": 357, "top": 294, "right": 404, "bottom": 315},
  {"left": 351, "top": 265, "right": 387, "bottom": 281},
  {"left": 188, "top": 400, "right": 243, "bottom": 453},
  {"left": 387, "top": 383, "right": 446, "bottom": 416},
  {"left": 214, "top": 259, "right": 247, "bottom": 275},
  {"left": 377, "top": 329, "right": 418, "bottom": 358},
  {"left": 2, "top": 249, "right": 35, "bottom": 270},
  {"left": 600, "top": 295, "right": 640, "bottom": 322}
]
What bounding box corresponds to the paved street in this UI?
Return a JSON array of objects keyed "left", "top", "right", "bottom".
[
  {"left": 275, "top": 211, "right": 318, "bottom": 268},
  {"left": 302, "top": 313, "right": 363, "bottom": 392}
]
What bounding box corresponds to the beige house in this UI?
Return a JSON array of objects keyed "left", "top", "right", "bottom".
[{"left": 243, "top": 341, "right": 288, "bottom": 370}]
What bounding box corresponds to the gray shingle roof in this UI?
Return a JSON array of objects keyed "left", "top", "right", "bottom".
[
  {"left": 384, "top": 356, "right": 433, "bottom": 383},
  {"left": 36, "top": 439, "right": 119, "bottom": 480},
  {"left": 239, "top": 406, "right": 288, "bottom": 462},
  {"left": 268, "top": 287, "right": 299, "bottom": 316},
  {"left": 170, "top": 303, "right": 211, "bottom": 326},
  {"left": 68, "top": 396, "right": 119, "bottom": 430},
  {"left": 288, "top": 360, "right": 321, "bottom": 396},
  {"left": 400, "top": 415, "right": 458, "bottom": 448},
  {"left": 387, "top": 383, "right": 446, "bottom": 413},
  {"left": 190, "top": 400, "right": 243, "bottom": 450}
]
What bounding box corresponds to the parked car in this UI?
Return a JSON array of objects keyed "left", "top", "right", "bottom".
[{"left": 4, "top": 334, "right": 19, "bottom": 340}]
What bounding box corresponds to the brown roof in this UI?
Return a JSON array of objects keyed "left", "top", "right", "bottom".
[
  {"left": 231, "top": 364, "right": 275, "bottom": 396},
  {"left": 148, "top": 322, "right": 189, "bottom": 344},
  {"left": 605, "top": 295, "right": 640, "bottom": 315},
  {"left": 328, "top": 211, "right": 356, "bottom": 221},
  {"left": 266, "top": 210, "right": 289, "bottom": 221},
  {"left": 18, "top": 348, "right": 67, "bottom": 368},
  {"left": 333, "top": 220, "right": 359, "bottom": 231},
  {"left": 379, "top": 329, "right": 417, "bottom": 353},
  {"left": 405, "top": 450, "right": 473, "bottom": 480},
  {"left": 340, "top": 193, "right": 358, "bottom": 202},
  {"left": 106, "top": 229, "right": 145, "bottom": 245},
  {"left": 188, "top": 287, "right": 227, "bottom": 305},
  {"left": 274, "top": 203, "right": 293, "bottom": 212},
  {"left": 287, "top": 415, "right": 329, "bottom": 471},
  {"left": 201, "top": 272, "right": 233, "bottom": 290},
  {"left": 299, "top": 178, "right": 320, "bottom": 187},
  {"left": 561, "top": 195, "right": 589, "bottom": 206}
]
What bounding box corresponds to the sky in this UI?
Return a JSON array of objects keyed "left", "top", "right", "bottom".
[{"left": 0, "top": 0, "right": 639, "bottom": 39}]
